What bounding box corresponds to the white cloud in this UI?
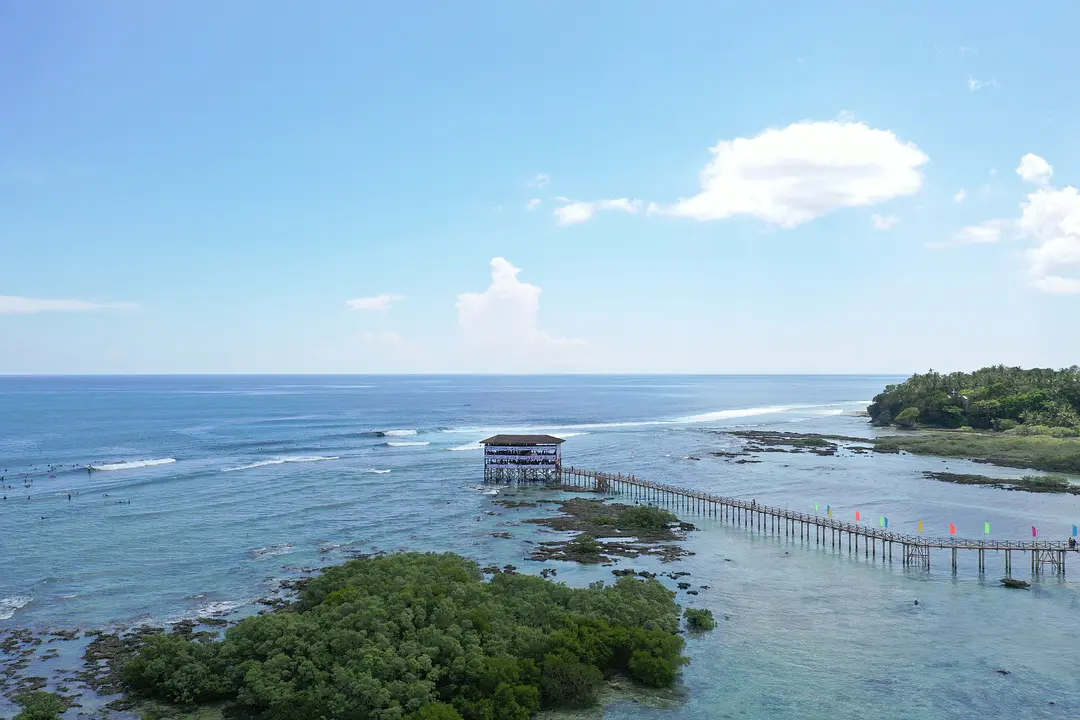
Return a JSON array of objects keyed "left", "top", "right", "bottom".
[
  {"left": 959, "top": 45, "right": 978, "bottom": 54},
  {"left": 0, "top": 296, "right": 137, "bottom": 315},
  {"left": 457, "top": 258, "right": 585, "bottom": 349},
  {"left": 949, "top": 155, "right": 1080, "bottom": 293},
  {"left": 532, "top": 173, "right": 550, "bottom": 189},
  {"left": 346, "top": 294, "right": 404, "bottom": 311},
  {"left": 1016, "top": 153, "right": 1053, "bottom": 186},
  {"left": 953, "top": 188, "right": 967, "bottom": 204},
  {"left": 652, "top": 120, "right": 927, "bottom": 229},
  {"left": 1033, "top": 275, "right": 1080, "bottom": 294},
  {"left": 930, "top": 219, "right": 1013, "bottom": 248},
  {"left": 554, "top": 198, "right": 643, "bottom": 226},
  {"left": 871, "top": 214, "right": 899, "bottom": 231},
  {"left": 525, "top": 198, "right": 542, "bottom": 211},
  {"left": 968, "top": 76, "right": 998, "bottom": 91},
  {"left": 837, "top": 109, "right": 856, "bottom": 122}
]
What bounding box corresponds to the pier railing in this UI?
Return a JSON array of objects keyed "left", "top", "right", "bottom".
[{"left": 555, "top": 467, "right": 1073, "bottom": 576}]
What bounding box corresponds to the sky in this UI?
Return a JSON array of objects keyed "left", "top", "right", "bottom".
[{"left": 2, "top": 1, "right": 1079, "bottom": 374}]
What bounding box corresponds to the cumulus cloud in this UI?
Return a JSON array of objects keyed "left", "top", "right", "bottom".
[
  {"left": 1017, "top": 153, "right": 1053, "bottom": 186},
  {"left": 525, "top": 198, "right": 542, "bottom": 211},
  {"left": 968, "top": 76, "right": 998, "bottom": 91},
  {"left": 554, "top": 198, "right": 643, "bottom": 226},
  {"left": 532, "top": 173, "right": 551, "bottom": 189},
  {"left": 0, "top": 296, "right": 137, "bottom": 315},
  {"left": 953, "top": 188, "right": 967, "bottom": 204},
  {"left": 652, "top": 120, "right": 927, "bottom": 229},
  {"left": 947, "top": 154, "right": 1080, "bottom": 293},
  {"left": 871, "top": 214, "right": 899, "bottom": 231},
  {"left": 457, "top": 258, "right": 585, "bottom": 349},
  {"left": 346, "top": 294, "right": 404, "bottom": 311},
  {"left": 938, "top": 219, "right": 1014, "bottom": 247}
]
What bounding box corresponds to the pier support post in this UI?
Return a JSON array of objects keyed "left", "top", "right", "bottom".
[{"left": 952, "top": 548, "right": 958, "bottom": 574}]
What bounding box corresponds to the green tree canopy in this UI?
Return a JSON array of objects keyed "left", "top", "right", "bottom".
[
  {"left": 122, "top": 552, "right": 689, "bottom": 719},
  {"left": 868, "top": 366, "right": 1080, "bottom": 431}
]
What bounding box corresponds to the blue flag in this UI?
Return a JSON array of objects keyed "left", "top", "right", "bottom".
[{"left": 1073, "top": 525, "right": 1078, "bottom": 537}]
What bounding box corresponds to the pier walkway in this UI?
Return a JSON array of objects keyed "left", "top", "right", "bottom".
[{"left": 557, "top": 467, "right": 1074, "bottom": 577}]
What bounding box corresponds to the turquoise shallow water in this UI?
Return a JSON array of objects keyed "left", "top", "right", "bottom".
[{"left": 2, "top": 375, "right": 1079, "bottom": 718}]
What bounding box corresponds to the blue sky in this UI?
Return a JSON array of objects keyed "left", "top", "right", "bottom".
[{"left": 2, "top": 1, "right": 1079, "bottom": 373}]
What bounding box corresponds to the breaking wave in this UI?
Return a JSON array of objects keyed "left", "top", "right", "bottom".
[
  {"left": 251, "top": 544, "right": 295, "bottom": 559},
  {"left": 449, "top": 442, "right": 483, "bottom": 452},
  {"left": 358, "top": 468, "right": 392, "bottom": 474},
  {"left": 88, "top": 458, "right": 176, "bottom": 471},
  {"left": 379, "top": 429, "right": 418, "bottom": 437},
  {"left": 196, "top": 600, "right": 247, "bottom": 617},
  {"left": 0, "top": 595, "right": 32, "bottom": 621},
  {"left": 675, "top": 406, "right": 796, "bottom": 423},
  {"left": 386, "top": 441, "right": 430, "bottom": 447},
  {"left": 221, "top": 456, "right": 339, "bottom": 472}
]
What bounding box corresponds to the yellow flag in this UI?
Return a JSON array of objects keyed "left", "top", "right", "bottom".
[{"left": 918, "top": 520, "right": 924, "bottom": 532}]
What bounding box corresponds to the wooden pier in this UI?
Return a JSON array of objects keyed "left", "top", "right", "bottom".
[{"left": 557, "top": 467, "right": 1074, "bottom": 577}]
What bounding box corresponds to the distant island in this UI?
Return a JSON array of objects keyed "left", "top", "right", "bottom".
[
  {"left": 868, "top": 365, "right": 1080, "bottom": 434},
  {"left": 865, "top": 366, "right": 1080, "bottom": 476}
]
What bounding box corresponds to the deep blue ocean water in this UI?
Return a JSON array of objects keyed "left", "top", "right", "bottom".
[{"left": 2, "top": 375, "right": 1079, "bottom": 719}]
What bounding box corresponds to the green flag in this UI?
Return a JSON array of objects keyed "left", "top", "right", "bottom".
[
  {"left": 814, "top": 503, "right": 819, "bottom": 511},
  {"left": 984, "top": 522, "right": 991, "bottom": 534},
  {"left": 879, "top": 517, "right": 885, "bottom": 527}
]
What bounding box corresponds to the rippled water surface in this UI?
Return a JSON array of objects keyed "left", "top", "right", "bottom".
[{"left": 2, "top": 375, "right": 1078, "bottom": 718}]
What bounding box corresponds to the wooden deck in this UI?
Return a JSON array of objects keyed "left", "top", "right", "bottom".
[{"left": 558, "top": 467, "right": 1074, "bottom": 576}]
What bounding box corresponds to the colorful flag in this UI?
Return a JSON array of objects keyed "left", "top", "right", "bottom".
[
  {"left": 884, "top": 517, "right": 889, "bottom": 528},
  {"left": 879, "top": 517, "right": 885, "bottom": 527},
  {"left": 984, "top": 522, "right": 991, "bottom": 534},
  {"left": 1032, "top": 526, "right": 1038, "bottom": 538},
  {"left": 828, "top": 507, "right": 833, "bottom": 518},
  {"left": 1073, "top": 525, "right": 1078, "bottom": 537},
  {"left": 918, "top": 520, "right": 924, "bottom": 532},
  {"left": 815, "top": 503, "right": 819, "bottom": 512},
  {"left": 855, "top": 510, "right": 861, "bottom": 521},
  {"left": 949, "top": 523, "right": 956, "bottom": 535}
]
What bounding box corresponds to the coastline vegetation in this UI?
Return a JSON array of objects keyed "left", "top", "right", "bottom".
[
  {"left": 923, "top": 471, "right": 1079, "bottom": 495},
  {"left": 12, "top": 691, "right": 69, "bottom": 720},
  {"left": 868, "top": 365, "right": 1080, "bottom": 432},
  {"left": 875, "top": 432, "right": 1080, "bottom": 474},
  {"left": 119, "top": 552, "right": 699, "bottom": 719}
]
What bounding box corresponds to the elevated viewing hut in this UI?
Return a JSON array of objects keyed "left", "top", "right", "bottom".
[{"left": 480, "top": 434, "right": 565, "bottom": 483}]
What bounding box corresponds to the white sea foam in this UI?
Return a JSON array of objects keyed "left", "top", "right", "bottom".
[
  {"left": 449, "top": 442, "right": 483, "bottom": 452},
  {"left": 386, "top": 441, "right": 430, "bottom": 447},
  {"left": 88, "top": 458, "right": 176, "bottom": 471},
  {"left": 356, "top": 467, "right": 391, "bottom": 474},
  {"left": 819, "top": 409, "right": 845, "bottom": 416},
  {"left": 251, "top": 543, "right": 295, "bottom": 559},
  {"left": 197, "top": 600, "right": 247, "bottom": 617},
  {"left": 0, "top": 595, "right": 31, "bottom": 620},
  {"left": 381, "top": 429, "right": 418, "bottom": 437},
  {"left": 438, "top": 400, "right": 874, "bottom": 437},
  {"left": 222, "top": 456, "right": 339, "bottom": 472},
  {"left": 676, "top": 406, "right": 796, "bottom": 423}
]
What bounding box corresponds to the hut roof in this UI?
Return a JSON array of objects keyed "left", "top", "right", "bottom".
[{"left": 480, "top": 434, "right": 566, "bottom": 446}]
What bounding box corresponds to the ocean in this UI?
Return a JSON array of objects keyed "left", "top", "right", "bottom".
[{"left": 2, "top": 375, "right": 1079, "bottom": 719}]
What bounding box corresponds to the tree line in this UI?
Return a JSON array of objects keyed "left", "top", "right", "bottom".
[
  {"left": 867, "top": 365, "right": 1080, "bottom": 432},
  {"left": 116, "top": 552, "right": 709, "bottom": 719}
]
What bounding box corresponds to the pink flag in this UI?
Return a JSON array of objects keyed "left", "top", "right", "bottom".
[
  {"left": 1032, "top": 526, "right": 1038, "bottom": 538},
  {"left": 949, "top": 523, "right": 956, "bottom": 535},
  {"left": 855, "top": 510, "right": 861, "bottom": 521}
]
